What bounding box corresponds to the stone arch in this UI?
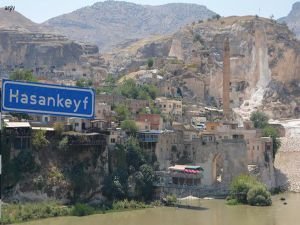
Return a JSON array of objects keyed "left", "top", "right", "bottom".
[{"left": 212, "top": 153, "right": 224, "bottom": 184}]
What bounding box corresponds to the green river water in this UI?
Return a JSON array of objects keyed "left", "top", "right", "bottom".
[{"left": 15, "top": 193, "right": 300, "bottom": 225}]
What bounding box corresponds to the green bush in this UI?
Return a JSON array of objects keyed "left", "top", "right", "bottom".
[
  {"left": 230, "top": 174, "right": 257, "bottom": 203},
  {"left": 58, "top": 136, "right": 69, "bottom": 151},
  {"left": 263, "top": 126, "right": 281, "bottom": 159},
  {"left": 121, "top": 120, "right": 138, "bottom": 136},
  {"left": 147, "top": 58, "right": 154, "bottom": 68},
  {"left": 112, "top": 200, "right": 147, "bottom": 210},
  {"left": 250, "top": 111, "right": 269, "bottom": 129},
  {"left": 226, "top": 198, "right": 240, "bottom": 205},
  {"left": 166, "top": 195, "right": 177, "bottom": 206},
  {"left": 71, "top": 203, "right": 94, "bottom": 217},
  {"left": 229, "top": 174, "right": 272, "bottom": 206},
  {"left": 10, "top": 69, "right": 38, "bottom": 82},
  {"left": 247, "top": 185, "right": 272, "bottom": 206},
  {"left": 0, "top": 202, "right": 71, "bottom": 224},
  {"left": 32, "top": 130, "right": 49, "bottom": 151}
]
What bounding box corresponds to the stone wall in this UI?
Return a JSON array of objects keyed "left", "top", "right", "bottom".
[
  {"left": 274, "top": 137, "right": 300, "bottom": 192},
  {"left": 155, "top": 134, "right": 248, "bottom": 188}
]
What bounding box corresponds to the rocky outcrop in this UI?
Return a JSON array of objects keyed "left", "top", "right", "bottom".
[
  {"left": 43, "top": 1, "right": 216, "bottom": 51},
  {"left": 0, "top": 29, "right": 98, "bottom": 68},
  {"left": 278, "top": 2, "right": 300, "bottom": 38},
  {"left": 0, "top": 10, "right": 109, "bottom": 81},
  {"left": 106, "top": 16, "right": 300, "bottom": 120}
]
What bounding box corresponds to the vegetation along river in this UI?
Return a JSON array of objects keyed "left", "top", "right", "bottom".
[{"left": 14, "top": 193, "right": 299, "bottom": 225}]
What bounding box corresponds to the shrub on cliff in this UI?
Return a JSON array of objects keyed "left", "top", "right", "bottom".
[
  {"left": 10, "top": 69, "right": 38, "bottom": 82},
  {"left": 263, "top": 126, "right": 281, "bottom": 160},
  {"left": 32, "top": 130, "right": 49, "bottom": 151}
]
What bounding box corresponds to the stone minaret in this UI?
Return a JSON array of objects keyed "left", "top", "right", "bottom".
[{"left": 223, "top": 38, "right": 231, "bottom": 120}]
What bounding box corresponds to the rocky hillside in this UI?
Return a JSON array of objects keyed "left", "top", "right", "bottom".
[
  {"left": 105, "top": 16, "right": 300, "bottom": 120},
  {"left": 43, "top": 1, "right": 216, "bottom": 51},
  {"left": 278, "top": 2, "right": 300, "bottom": 37},
  {"left": 0, "top": 10, "right": 108, "bottom": 82}
]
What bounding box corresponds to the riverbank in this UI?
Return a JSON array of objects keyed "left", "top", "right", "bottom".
[
  {"left": 0, "top": 200, "right": 159, "bottom": 225},
  {"left": 7, "top": 193, "right": 300, "bottom": 225}
]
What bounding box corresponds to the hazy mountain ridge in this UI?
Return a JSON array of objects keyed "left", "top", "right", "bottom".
[
  {"left": 0, "top": 8, "right": 42, "bottom": 32},
  {"left": 43, "top": 1, "right": 217, "bottom": 51}
]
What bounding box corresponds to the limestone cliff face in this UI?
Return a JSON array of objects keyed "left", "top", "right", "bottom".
[
  {"left": 0, "top": 29, "right": 99, "bottom": 68},
  {"left": 0, "top": 9, "right": 103, "bottom": 74},
  {"left": 278, "top": 2, "right": 300, "bottom": 38},
  {"left": 107, "top": 16, "right": 300, "bottom": 120}
]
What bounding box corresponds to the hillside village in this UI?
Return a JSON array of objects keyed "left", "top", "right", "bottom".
[{"left": 0, "top": 1, "right": 300, "bottom": 210}]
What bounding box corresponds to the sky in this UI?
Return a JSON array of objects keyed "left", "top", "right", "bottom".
[{"left": 0, "top": 0, "right": 297, "bottom": 23}]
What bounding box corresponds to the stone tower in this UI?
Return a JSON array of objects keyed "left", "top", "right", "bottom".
[{"left": 223, "top": 37, "right": 231, "bottom": 120}]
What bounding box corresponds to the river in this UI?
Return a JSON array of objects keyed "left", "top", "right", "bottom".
[{"left": 15, "top": 193, "right": 300, "bottom": 225}]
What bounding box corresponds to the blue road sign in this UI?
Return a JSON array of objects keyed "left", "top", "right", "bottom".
[{"left": 1, "top": 79, "right": 95, "bottom": 118}]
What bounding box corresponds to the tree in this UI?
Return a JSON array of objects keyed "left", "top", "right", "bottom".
[
  {"left": 250, "top": 111, "right": 269, "bottom": 129},
  {"left": 142, "top": 84, "right": 158, "bottom": 100},
  {"left": 121, "top": 120, "right": 138, "bottom": 136},
  {"left": 263, "top": 126, "right": 281, "bottom": 160},
  {"left": 9, "top": 70, "right": 38, "bottom": 82},
  {"left": 102, "top": 169, "right": 128, "bottom": 200},
  {"left": 126, "top": 137, "right": 146, "bottom": 171},
  {"left": 147, "top": 58, "right": 154, "bottom": 69},
  {"left": 247, "top": 185, "right": 272, "bottom": 206},
  {"left": 212, "top": 14, "right": 221, "bottom": 20},
  {"left": 230, "top": 174, "right": 259, "bottom": 203},
  {"left": 115, "top": 104, "right": 130, "bottom": 121},
  {"left": 134, "top": 164, "right": 155, "bottom": 200},
  {"left": 119, "top": 79, "right": 139, "bottom": 99},
  {"left": 32, "top": 130, "right": 49, "bottom": 151}
]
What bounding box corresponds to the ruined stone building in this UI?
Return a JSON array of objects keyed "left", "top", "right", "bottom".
[{"left": 155, "top": 97, "right": 182, "bottom": 119}]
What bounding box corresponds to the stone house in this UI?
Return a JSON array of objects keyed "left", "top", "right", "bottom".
[
  {"left": 3, "top": 122, "right": 32, "bottom": 157},
  {"left": 95, "top": 102, "right": 112, "bottom": 120},
  {"left": 107, "top": 128, "right": 126, "bottom": 146},
  {"left": 136, "top": 114, "right": 164, "bottom": 130},
  {"left": 96, "top": 94, "right": 149, "bottom": 115},
  {"left": 155, "top": 97, "right": 182, "bottom": 117},
  {"left": 67, "top": 118, "right": 91, "bottom": 132}
]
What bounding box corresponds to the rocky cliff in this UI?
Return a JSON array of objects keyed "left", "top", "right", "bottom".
[
  {"left": 106, "top": 16, "right": 300, "bottom": 120},
  {"left": 43, "top": 1, "right": 216, "bottom": 51},
  {"left": 0, "top": 10, "right": 107, "bottom": 81},
  {"left": 0, "top": 29, "right": 99, "bottom": 68},
  {"left": 278, "top": 2, "right": 300, "bottom": 38}
]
